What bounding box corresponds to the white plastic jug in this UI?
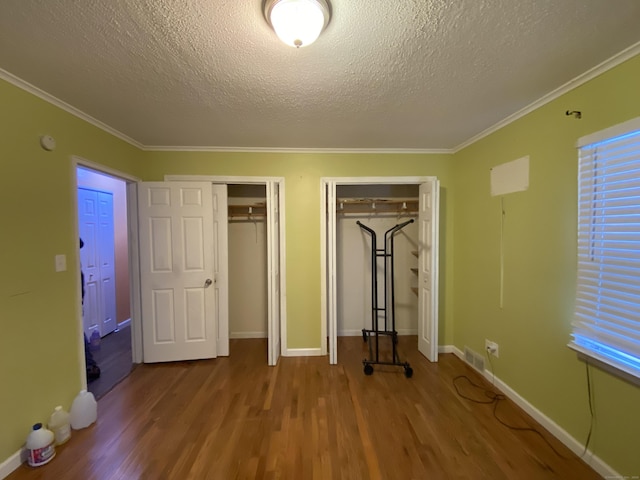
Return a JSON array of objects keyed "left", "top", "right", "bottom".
[
  {"left": 26, "top": 423, "right": 56, "bottom": 467},
  {"left": 48, "top": 406, "right": 71, "bottom": 445},
  {"left": 69, "top": 389, "right": 97, "bottom": 429}
]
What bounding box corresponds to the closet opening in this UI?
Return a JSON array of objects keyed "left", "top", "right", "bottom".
[
  {"left": 336, "top": 184, "right": 419, "bottom": 362},
  {"left": 165, "top": 174, "right": 285, "bottom": 367},
  {"left": 322, "top": 177, "right": 439, "bottom": 366},
  {"left": 227, "top": 184, "right": 269, "bottom": 357}
]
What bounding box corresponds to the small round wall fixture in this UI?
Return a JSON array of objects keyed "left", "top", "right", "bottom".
[
  {"left": 40, "top": 135, "right": 56, "bottom": 151},
  {"left": 264, "top": 0, "right": 331, "bottom": 48}
]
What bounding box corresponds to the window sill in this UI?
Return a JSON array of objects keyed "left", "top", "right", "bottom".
[{"left": 569, "top": 343, "right": 640, "bottom": 388}]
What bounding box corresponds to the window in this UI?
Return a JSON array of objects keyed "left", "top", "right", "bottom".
[{"left": 570, "top": 117, "right": 640, "bottom": 380}]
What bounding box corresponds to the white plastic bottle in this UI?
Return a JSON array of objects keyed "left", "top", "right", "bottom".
[
  {"left": 48, "top": 406, "right": 71, "bottom": 445},
  {"left": 26, "top": 423, "right": 56, "bottom": 467},
  {"left": 69, "top": 389, "right": 98, "bottom": 429}
]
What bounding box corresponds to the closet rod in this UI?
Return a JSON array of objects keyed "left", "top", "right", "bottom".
[
  {"left": 228, "top": 203, "right": 267, "bottom": 218},
  {"left": 337, "top": 197, "right": 418, "bottom": 214}
]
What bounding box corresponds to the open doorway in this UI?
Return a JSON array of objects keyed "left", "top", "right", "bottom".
[{"left": 76, "top": 164, "right": 133, "bottom": 399}]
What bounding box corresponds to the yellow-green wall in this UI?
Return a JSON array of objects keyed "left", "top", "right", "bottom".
[
  {"left": 0, "top": 78, "right": 455, "bottom": 464},
  {"left": 139, "top": 151, "right": 455, "bottom": 349},
  {"left": 452, "top": 54, "right": 640, "bottom": 475},
  {"left": 1, "top": 51, "right": 639, "bottom": 475},
  {"left": 0, "top": 79, "right": 140, "bottom": 461}
]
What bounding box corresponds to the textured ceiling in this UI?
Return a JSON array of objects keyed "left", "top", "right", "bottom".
[{"left": 1, "top": 1, "right": 639, "bottom": 151}]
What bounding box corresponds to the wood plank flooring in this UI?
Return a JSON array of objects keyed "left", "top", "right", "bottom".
[
  {"left": 87, "top": 325, "right": 133, "bottom": 400},
  {"left": 7, "top": 337, "right": 601, "bottom": 479}
]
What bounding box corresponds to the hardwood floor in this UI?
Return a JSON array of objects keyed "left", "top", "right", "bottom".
[
  {"left": 87, "top": 325, "right": 133, "bottom": 400},
  {"left": 8, "top": 337, "right": 601, "bottom": 479}
]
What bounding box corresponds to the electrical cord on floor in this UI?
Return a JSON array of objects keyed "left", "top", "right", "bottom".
[{"left": 453, "top": 351, "right": 569, "bottom": 459}]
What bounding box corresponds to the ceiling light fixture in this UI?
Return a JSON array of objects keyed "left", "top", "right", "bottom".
[{"left": 264, "top": 0, "right": 331, "bottom": 48}]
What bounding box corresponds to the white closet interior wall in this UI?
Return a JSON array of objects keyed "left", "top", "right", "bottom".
[
  {"left": 228, "top": 184, "right": 268, "bottom": 339},
  {"left": 336, "top": 184, "right": 419, "bottom": 337}
]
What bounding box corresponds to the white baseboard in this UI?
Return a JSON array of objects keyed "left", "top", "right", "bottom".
[
  {"left": 438, "top": 344, "right": 455, "bottom": 354},
  {"left": 283, "top": 348, "right": 323, "bottom": 357},
  {"left": 0, "top": 449, "right": 24, "bottom": 480},
  {"left": 116, "top": 318, "right": 131, "bottom": 329},
  {"left": 338, "top": 329, "right": 418, "bottom": 336},
  {"left": 229, "top": 331, "right": 267, "bottom": 339},
  {"left": 338, "top": 329, "right": 364, "bottom": 337},
  {"left": 449, "top": 346, "right": 619, "bottom": 479},
  {"left": 397, "top": 329, "right": 418, "bottom": 336}
]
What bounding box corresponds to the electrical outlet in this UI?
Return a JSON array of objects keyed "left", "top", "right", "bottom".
[{"left": 485, "top": 339, "right": 499, "bottom": 358}]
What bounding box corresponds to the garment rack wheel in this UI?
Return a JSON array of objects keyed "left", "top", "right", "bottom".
[{"left": 364, "top": 363, "right": 374, "bottom": 375}]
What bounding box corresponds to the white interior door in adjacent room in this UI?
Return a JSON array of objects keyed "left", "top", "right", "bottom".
[
  {"left": 138, "top": 182, "right": 218, "bottom": 363},
  {"left": 417, "top": 180, "right": 440, "bottom": 362},
  {"left": 78, "top": 187, "right": 117, "bottom": 338}
]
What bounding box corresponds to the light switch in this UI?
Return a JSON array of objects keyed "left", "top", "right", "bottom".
[{"left": 55, "top": 254, "right": 67, "bottom": 272}]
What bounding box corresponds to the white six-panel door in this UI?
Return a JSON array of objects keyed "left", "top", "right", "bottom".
[
  {"left": 417, "top": 180, "right": 439, "bottom": 362},
  {"left": 138, "top": 182, "right": 217, "bottom": 362}
]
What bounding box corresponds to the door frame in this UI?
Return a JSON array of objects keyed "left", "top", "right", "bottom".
[
  {"left": 166, "top": 175, "right": 287, "bottom": 362},
  {"left": 72, "top": 156, "right": 142, "bottom": 388},
  {"left": 320, "top": 176, "right": 439, "bottom": 365}
]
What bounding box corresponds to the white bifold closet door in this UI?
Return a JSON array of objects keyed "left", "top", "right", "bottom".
[
  {"left": 417, "top": 180, "right": 439, "bottom": 362},
  {"left": 267, "top": 181, "right": 282, "bottom": 366}
]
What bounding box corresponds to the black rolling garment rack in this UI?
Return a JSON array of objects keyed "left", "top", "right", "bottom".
[{"left": 357, "top": 219, "right": 414, "bottom": 378}]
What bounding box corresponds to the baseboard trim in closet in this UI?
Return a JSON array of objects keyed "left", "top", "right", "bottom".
[
  {"left": 338, "top": 329, "right": 418, "bottom": 336},
  {"left": 229, "top": 332, "right": 267, "bottom": 339},
  {"left": 284, "top": 348, "right": 323, "bottom": 357}
]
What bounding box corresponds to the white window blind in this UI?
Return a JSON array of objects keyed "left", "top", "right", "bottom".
[{"left": 570, "top": 118, "right": 640, "bottom": 380}]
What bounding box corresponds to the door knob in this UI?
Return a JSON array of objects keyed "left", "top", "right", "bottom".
[{"left": 204, "top": 278, "right": 213, "bottom": 288}]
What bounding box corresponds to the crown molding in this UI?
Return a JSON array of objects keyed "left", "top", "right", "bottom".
[
  {"left": 0, "top": 67, "right": 144, "bottom": 149},
  {"left": 453, "top": 40, "right": 640, "bottom": 153},
  {"left": 3, "top": 38, "right": 639, "bottom": 155},
  {"left": 143, "top": 145, "right": 452, "bottom": 154}
]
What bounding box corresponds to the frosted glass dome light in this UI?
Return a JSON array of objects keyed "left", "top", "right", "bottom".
[{"left": 264, "top": 0, "right": 331, "bottom": 48}]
